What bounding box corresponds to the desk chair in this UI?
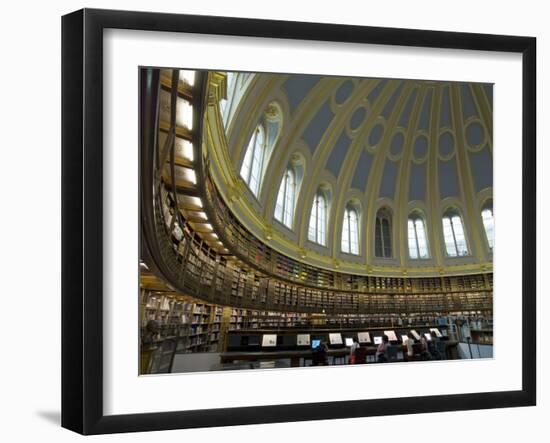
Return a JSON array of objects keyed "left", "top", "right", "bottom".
[
  {"left": 386, "top": 345, "right": 402, "bottom": 363},
  {"left": 436, "top": 341, "right": 447, "bottom": 359},
  {"left": 353, "top": 347, "right": 367, "bottom": 364},
  {"left": 311, "top": 350, "right": 328, "bottom": 366},
  {"left": 412, "top": 343, "right": 424, "bottom": 361}
]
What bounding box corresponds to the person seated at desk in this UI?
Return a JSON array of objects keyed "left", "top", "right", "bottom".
[
  {"left": 376, "top": 335, "right": 389, "bottom": 363},
  {"left": 349, "top": 338, "right": 360, "bottom": 364},
  {"left": 427, "top": 338, "right": 441, "bottom": 360},
  {"left": 312, "top": 341, "right": 329, "bottom": 366},
  {"left": 420, "top": 335, "right": 432, "bottom": 361},
  {"left": 406, "top": 332, "right": 415, "bottom": 361}
]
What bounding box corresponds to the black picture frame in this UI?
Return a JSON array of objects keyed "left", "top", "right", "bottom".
[{"left": 62, "top": 8, "right": 536, "bottom": 435}]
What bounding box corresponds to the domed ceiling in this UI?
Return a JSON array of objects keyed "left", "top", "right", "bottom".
[{"left": 205, "top": 72, "right": 493, "bottom": 277}]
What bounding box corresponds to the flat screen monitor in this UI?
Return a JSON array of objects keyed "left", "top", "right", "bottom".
[
  {"left": 410, "top": 330, "right": 421, "bottom": 340},
  {"left": 424, "top": 333, "right": 433, "bottom": 341},
  {"left": 373, "top": 336, "right": 382, "bottom": 345},
  {"left": 345, "top": 338, "right": 353, "bottom": 347},
  {"left": 430, "top": 328, "right": 442, "bottom": 338},
  {"left": 358, "top": 332, "right": 371, "bottom": 344},
  {"left": 384, "top": 330, "right": 398, "bottom": 341},
  {"left": 329, "top": 333, "right": 343, "bottom": 345},
  {"left": 311, "top": 339, "right": 321, "bottom": 349},
  {"left": 401, "top": 334, "right": 409, "bottom": 343},
  {"left": 297, "top": 334, "right": 310, "bottom": 346},
  {"left": 262, "top": 334, "right": 277, "bottom": 347}
]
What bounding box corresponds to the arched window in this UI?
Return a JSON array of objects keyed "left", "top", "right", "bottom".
[
  {"left": 442, "top": 209, "right": 469, "bottom": 256},
  {"left": 375, "top": 208, "right": 392, "bottom": 258},
  {"left": 220, "top": 72, "right": 253, "bottom": 128},
  {"left": 274, "top": 167, "right": 296, "bottom": 228},
  {"left": 481, "top": 203, "right": 494, "bottom": 250},
  {"left": 342, "top": 206, "right": 359, "bottom": 255},
  {"left": 219, "top": 72, "right": 236, "bottom": 125},
  {"left": 408, "top": 214, "right": 429, "bottom": 259},
  {"left": 308, "top": 192, "right": 327, "bottom": 246},
  {"left": 240, "top": 125, "right": 266, "bottom": 196}
]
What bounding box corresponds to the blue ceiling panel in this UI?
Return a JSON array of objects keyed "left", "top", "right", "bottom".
[
  {"left": 439, "top": 158, "right": 460, "bottom": 198},
  {"left": 409, "top": 162, "right": 426, "bottom": 201},
  {"left": 335, "top": 79, "right": 354, "bottom": 104},
  {"left": 439, "top": 86, "right": 452, "bottom": 128},
  {"left": 417, "top": 89, "right": 433, "bottom": 130},
  {"left": 461, "top": 83, "right": 477, "bottom": 119},
  {"left": 351, "top": 149, "right": 374, "bottom": 192},
  {"left": 381, "top": 82, "right": 405, "bottom": 119},
  {"left": 398, "top": 89, "right": 418, "bottom": 127},
  {"left": 326, "top": 131, "right": 352, "bottom": 177},
  {"left": 301, "top": 100, "right": 335, "bottom": 154},
  {"left": 379, "top": 159, "right": 399, "bottom": 199},
  {"left": 282, "top": 74, "right": 323, "bottom": 114},
  {"left": 469, "top": 146, "right": 493, "bottom": 192}
]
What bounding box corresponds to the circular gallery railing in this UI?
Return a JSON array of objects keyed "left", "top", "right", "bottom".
[{"left": 140, "top": 68, "right": 493, "bottom": 315}]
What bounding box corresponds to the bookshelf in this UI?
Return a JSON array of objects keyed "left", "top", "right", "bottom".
[{"left": 140, "top": 290, "right": 228, "bottom": 353}]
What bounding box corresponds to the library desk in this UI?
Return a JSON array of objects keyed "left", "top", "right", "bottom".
[{"left": 220, "top": 348, "right": 376, "bottom": 367}]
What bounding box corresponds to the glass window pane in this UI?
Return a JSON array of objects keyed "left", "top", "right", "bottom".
[
  {"left": 382, "top": 218, "right": 391, "bottom": 257},
  {"left": 342, "top": 209, "right": 350, "bottom": 253},
  {"left": 318, "top": 195, "right": 326, "bottom": 246},
  {"left": 308, "top": 197, "right": 317, "bottom": 242},
  {"left": 274, "top": 173, "right": 286, "bottom": 222},
  {"left": 408, "top": 219, "right": 418, "bottom": 259},
  {"left": 482, "top": 208, "right": 494, "bottom": 249},
  {"left": 415, "top": 218, "right": 429, "bottom": 259},
  {"left": 375, "top": 218, "right": 383, "bottom": 257},
  {"left": 452, "top": 215, "right": 468, "bottom": 255},
  {"left": 350, "top": 209, "right": 359, "bottom": 255},
  {"left": 283, "top": 170, "right": 295, "bottom": 228},
  {"left": 240, "top": 136, "right": 254, "bottom": 182},
  {"left": 443, "top": 216, "right": 457, "bottom": 256}
]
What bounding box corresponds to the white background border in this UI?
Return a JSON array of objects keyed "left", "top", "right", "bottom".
[
  {"left": 2, "top": 1, "right": 546, "bottom": 442},
  {"left": 103, "top": 29, "right": 522, "bottom": 415}
]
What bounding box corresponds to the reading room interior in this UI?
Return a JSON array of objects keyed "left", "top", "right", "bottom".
[{"left": 139, "top": 68, "right": 494, "bottom": 374}]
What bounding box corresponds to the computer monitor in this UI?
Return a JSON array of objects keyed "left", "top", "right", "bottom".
[
  {"left": 373, "top": 336, "right": 382, "bottom": 345},
  {"left": 358, "top": 332, "right": 371, "bottom": 344},
  {"left": 430, "top": 328, "right": 442, "bottom": 338},
  {"left": 329, "top": 333, "right": 343, "bottom": 345},
  {"left": 262, "top": 334, "right": 277, "bottom": 347},
  {"left": 384, "top": 330, "right": 398, "bottom": 341},
  {"left": 401, "top": 334, "right": 409, "bottom": 343},
  {"left": 410, "top": 330, "right": 421, "bottom": 340},
  {"left": 311, "top": 339, "right": 321, "bottom": 349},
  {"left": 345, "top": 338, "right": 353, "bottom": 347},
  {"left": 297, "top": 334, "right": 310, "bottom": 346},
  {"left": 424, "top": 332, "right": 433, "bottom": 341}
]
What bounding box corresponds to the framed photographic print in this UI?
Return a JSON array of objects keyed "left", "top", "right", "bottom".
[{"left": 62, "top": 8, "right": 536, "bottom": 435}]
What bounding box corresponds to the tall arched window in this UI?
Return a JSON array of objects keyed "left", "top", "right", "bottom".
[
  {"left": 481, "top": 203, "right": 494, "bottom": 250},
  {"left": 375, "top": 208, "right": 392, "bottom": 258},
  {"left": 220, "top": 72, "right": 253, "bottom": 128},
  {"left": 308, "top": 192, "right": 327, "bottom": 246},
  {"left": 219, "top": 72, "right": 236, "bottom": 126},
  {"left": 342, "top": 205, "right": 359, "bottom": 255},
  {"left": 408, "top": 214, "right": 429, "bottom": 259},
  {"left": 274, "top": 167, "right": 296, "bottom": 228},
  {"left": 442, "top": 209, "right": 469, "bottom": 257},
  {"left": 240, "top": 125, "right": 266, "bottom": 196}
]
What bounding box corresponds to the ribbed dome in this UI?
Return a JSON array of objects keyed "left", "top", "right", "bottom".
[{"left": 206, "top": 73, "right": 493, "bottom": 277}]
